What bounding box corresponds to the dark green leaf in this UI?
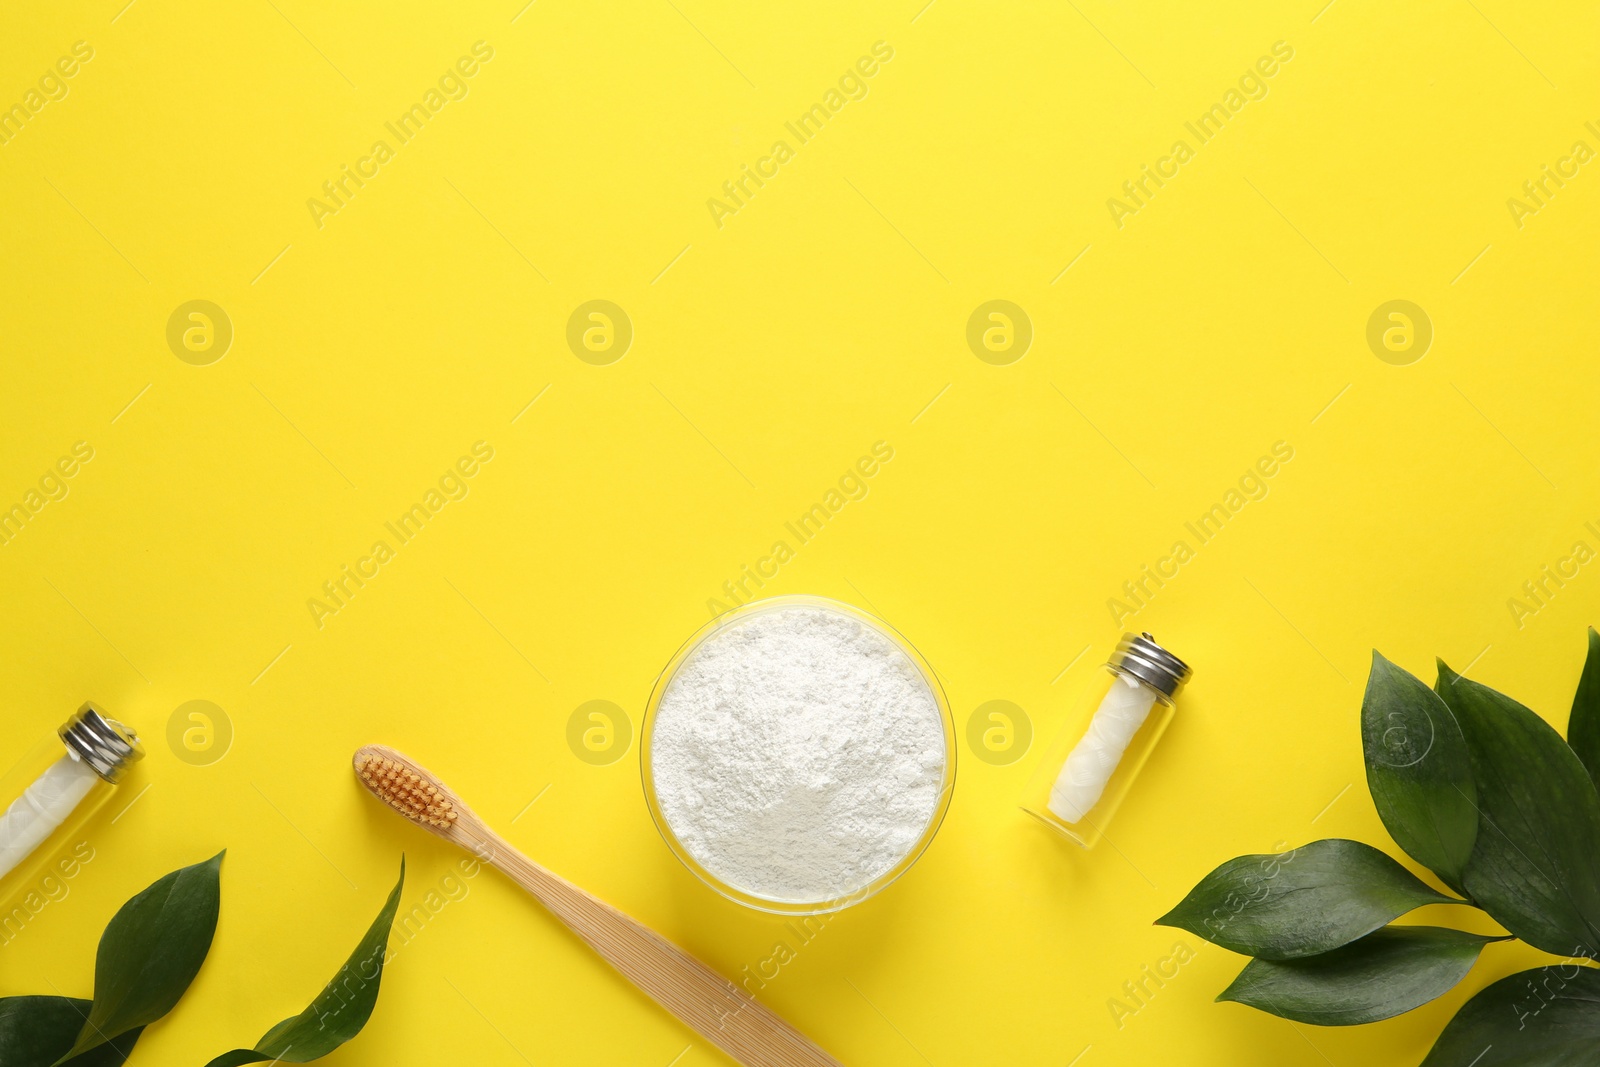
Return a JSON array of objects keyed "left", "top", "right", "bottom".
[
  {"left": 1218, "top": 926, "right": 1502, "bottom": 1026},
  {"left": 205, "top": 1054, "right": 267, "bottom": 1067},
  {"left": 1436, "top": 662, "right": 1600, "bottom": 958},
  {"left": 1157, "top": 838, "right": 1460, "bottom": 960},
  {"left": 0, "top": 997, "right": 142, "bottom": 1067},
  {"left": 203, "top": 858, "right": 405, "bottom": 1067},
  {"left": 1362, "top": 651, "right": 1477, "bottom": 891},
  {"left": 1567, "top": 627, "right": 1600, "bottom": 790},
  {"left": 1421, "top": 963, "right": 1600, "bottom": 1066},
  {"left": 56, "top": 851, "right": 224, "bottom": 1064},
  {"left": 61, "top": 1029, "right": 142, "bottom": 1067}
]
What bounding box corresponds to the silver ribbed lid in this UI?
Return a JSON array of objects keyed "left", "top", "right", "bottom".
[
  {"left": 58, "top": 703, "right": 144, "bottom": 783},
  {"left": 1108, "top": 633, "right": 1191, "bottom": 704}
]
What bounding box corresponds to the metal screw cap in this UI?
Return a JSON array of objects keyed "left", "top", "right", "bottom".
[
  {"left": 58, "top": 703, "right": 144, "bottom": 783},
  {"left": 1108, "top": 633, "right": 1192, "bottom": 705}
]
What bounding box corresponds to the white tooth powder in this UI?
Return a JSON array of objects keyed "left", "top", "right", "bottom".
[{"left": 649, "top": 603, "right": 948, "bottom": 904}]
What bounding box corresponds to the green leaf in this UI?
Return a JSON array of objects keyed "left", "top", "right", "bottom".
[
  {"left": 56, "top": 851, "right": 224, "bottom": 1064},
  {"left": 1157, "top": 838, "right": 1460, "bottom": 960},
  {"left": 0, "top": 997, "right": 142, "bottom": 1067},
  {"left": 1361, "top": 651, "right": 1477, "bottom": 891},
  {"left": 1421, "top": 963, "right": 1600, "bottom": 1066},
  {"left": 1436, "top": 662, "right": 1600, "bottom": 958},
  {"left": 1567, "top": 627, "right": 1600, "bottom": 790},
  {"left": 1217, "top": 926, "right": 1503, "bottom": 1026},
  {"left": 203, "top": 858, "right": 405, "bottom": 1066}
]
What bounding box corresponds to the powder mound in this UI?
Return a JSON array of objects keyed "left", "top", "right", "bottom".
[{"left": 650, "top": 604, "right": 947, "bottom": 903}]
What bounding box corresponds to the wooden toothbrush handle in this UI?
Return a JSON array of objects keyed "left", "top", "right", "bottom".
[{"left": 455, "top": 822, "right": 845, "bottom": 1067}]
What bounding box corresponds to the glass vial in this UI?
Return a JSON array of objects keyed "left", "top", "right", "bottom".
[
  {"left": 0, "top": 704, "right": 143, "bottom": 908},
  {"left": 1022, "top": 633, "right": 1190, "bottom": 848}
]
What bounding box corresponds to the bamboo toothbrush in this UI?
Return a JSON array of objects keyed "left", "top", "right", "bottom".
[{"left": 353, "top": 744, "right": 845, "bottom": 1067}]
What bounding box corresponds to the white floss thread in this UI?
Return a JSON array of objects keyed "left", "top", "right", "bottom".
[
  {"left": 1047, "top": 673, "right": 1156, "bottom": 825},
  {"left": 0, "top": 754, "right": 99, "bottom": 881},
  {"left": 650, "top": 605, "right": 946, "bottom": 903}
]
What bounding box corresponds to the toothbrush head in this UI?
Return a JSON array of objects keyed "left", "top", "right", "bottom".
[{"left": 353, "top": 745, "right": 460, "bottom": 832}]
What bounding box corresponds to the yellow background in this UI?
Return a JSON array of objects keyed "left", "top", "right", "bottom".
[{"left": 2, "top": 0, "right": 1598, "bottom": 1063}]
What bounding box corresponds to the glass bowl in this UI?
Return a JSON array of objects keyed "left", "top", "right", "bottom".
[{"left": 640, "top": 594, "right": 956, "bottom": 915}]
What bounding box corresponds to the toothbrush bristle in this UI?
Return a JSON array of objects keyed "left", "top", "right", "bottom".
[{"left": 354, "top": 750, "right": 459, "bottom": 830}]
